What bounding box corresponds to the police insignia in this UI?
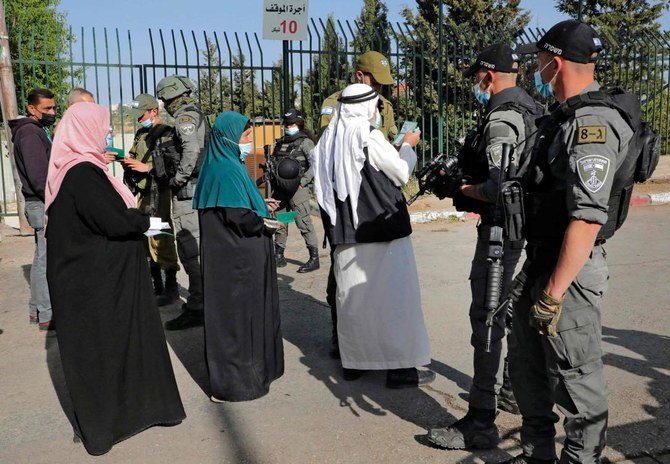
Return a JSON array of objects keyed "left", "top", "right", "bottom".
[
  {"left": 487, "top": 143, "right": 503, "bottom": 168},
  {"left": 577, "top": 155, "right": 610, "bottom": 193},
  {"left": 320, "top": 106, "right": 333, "bottom": 115},
  {"left": 179, "top": 122, "right": 196, "bottom": 136}
]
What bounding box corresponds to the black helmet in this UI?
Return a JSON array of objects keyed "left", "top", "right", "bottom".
[{"left": 276, "top": 157, "right": 301, "bottom": 179}]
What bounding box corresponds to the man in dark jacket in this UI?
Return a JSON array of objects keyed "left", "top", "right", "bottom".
[{"left": 9, "top": 88, "right": 57, "bottom": 330}]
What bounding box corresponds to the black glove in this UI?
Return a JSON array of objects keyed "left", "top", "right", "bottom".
[{"left": 432, "top": 174, "right": 464, "bottom": 199}]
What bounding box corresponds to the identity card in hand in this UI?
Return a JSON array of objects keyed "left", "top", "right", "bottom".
[
  {"left": 393, "top": 121, "right": 419, "bottom": 146},
  {"left": 145, "top": 217, "right": 171, "bottom": 237}
]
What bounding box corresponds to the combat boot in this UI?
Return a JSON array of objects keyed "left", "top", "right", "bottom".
[
  {"left": 427, "top": 406, "right": 500, "bottom": 450},
  {"left": 297, "top": 246, "right": 320, "bottom": 273},
  {"left": 150, "top": 262, "right": 164, "bottom": 296},
  {"left": 157, "top": 269, "right": 180, "bottom": 306},
  {"left": 275, "top": 246, "right": 287, "bottom": 268},
  {"left": 165, "top": 304, "right": 204, "bottom": 331}
]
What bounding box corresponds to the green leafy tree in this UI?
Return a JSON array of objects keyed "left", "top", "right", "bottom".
[
  {"left": 4, "top": 0, "right": 72, "bottom": 109},
  {"left": 195, "top": 38, "right": 232, "bottom": 116},
  {"left": 556, "top": 0, "right": 670, "bottom": 38},
  {"left": 397, "top": 0, "right": 529, "bottom": 158},
  {"left": 351, "top": 0, "right": 391, "bottom": 56},
  {"left": 230, "top": 52, "right": 263, "bottom": 117},
  {"left": 302, "top": 15, "right": 350, "bottom": 128},
  {"left": 556, "top": 0, "right": 670, "bottom": 146}
]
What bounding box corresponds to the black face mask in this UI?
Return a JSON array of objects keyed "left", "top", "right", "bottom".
[{"left": 39, "top": 113, "right": 57, "bottom": 127}]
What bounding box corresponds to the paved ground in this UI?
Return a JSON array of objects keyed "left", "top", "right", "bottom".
[{"left": 1, "top": 205, "right": 669, "bottom": 463}]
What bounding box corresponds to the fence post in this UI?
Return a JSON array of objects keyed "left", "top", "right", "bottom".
[
  {"left": 282, "top": 39, "right": 290, "bottom": 113},
  {"left": 0, "top": 2, "right": 32, "bottom": 234},
  {"left": 437, "top": 0, "right": 444, "bottom": 154}
]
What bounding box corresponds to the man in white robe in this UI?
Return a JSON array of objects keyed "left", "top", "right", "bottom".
[{"left": 311, "top": 83, "right": 435, "bottom": 388}]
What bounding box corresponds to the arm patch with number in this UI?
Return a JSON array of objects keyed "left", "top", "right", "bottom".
[{"left": 577, "top": 125, "right": 607, "bottom": 144}]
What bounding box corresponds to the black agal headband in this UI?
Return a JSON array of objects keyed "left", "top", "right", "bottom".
[{"left": 337, "top": 88, "right": 379, "bottom": 104}]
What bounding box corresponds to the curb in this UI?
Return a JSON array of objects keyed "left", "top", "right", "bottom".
[
  {"left": 409, "top": 192, "right": 670, "bottom": 224},
  {"left": 630, "top": 192, "right": 670, "bottom": 206}
]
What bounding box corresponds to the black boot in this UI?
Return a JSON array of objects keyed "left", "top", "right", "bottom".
[
  {"left": 150, "top": 262, "right": 164, "bottom": 296},
  {"left": 165, "top": 304, "right": 204, "bottom": 331},
  {"left": 427, "top": 406, "right": 500, "bottom": 450},
  {"left": 386, "top": 367, "right": 436, "bottom": 389},
  {"left": 297, "top": 246, "right": 320, "bottom": 273},
  {"left": 275, "top": 246, "right": 287, "bottom": 268},
  {"left": 157, "top": 269, "right": 180, "bottom": 306}
]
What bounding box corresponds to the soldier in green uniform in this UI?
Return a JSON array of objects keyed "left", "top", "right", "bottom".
[
  {"left": 122, "top": 94, "right": 180, "bottom": 306},
  {"left": 318, "top": 50, "right": 397, "bottom": 141},
  {"left": 155, "top": 75, "right": 209, "bottom": 330},
  {"left": 318, "top": 50, "right": 398, "bottom": 359},
  {"left": 490, "top": 21, "right": 637, "bottom": 464},
  {"left": 427, "top": 44, "right": 544, "bottom": 450},
  {"left": 272, "top": 108, "right": 320, "bottom": 273}
]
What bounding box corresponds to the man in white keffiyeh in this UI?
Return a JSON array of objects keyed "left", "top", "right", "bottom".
[{"left": 311, "top": 83, "right": 435, "bottom": 388}]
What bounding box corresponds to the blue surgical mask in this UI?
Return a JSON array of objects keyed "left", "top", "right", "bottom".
[
  {"left": 370, "top": 110, "right": 382, "bottom": 129},
  {"left": 239, "top": 142, "right": 253, "bottom": 162},
  {"left": 139, "top": 118, "right": 153, "bottom": 129},
  {"left": 474, "top": 78, "right": 491, "bottom": 105},
  {"left": 534, "top": 61, "right": 556, "bottom": 98},
  {"left": 285, "top": 126, "right": 299, "bottom": 136}
]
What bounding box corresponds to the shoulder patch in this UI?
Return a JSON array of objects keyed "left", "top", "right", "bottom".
[
  {"left": 320, "top": 106, "right": 334, "bottom": 116},
  {"left": 577, "top": 154, "right": 610, "bottom": 193},
  {"left": 577, "top": 125, "right": 607, "bottom": 144},
  {"left": 487, "top": 143, "right": 503, "bottom": 168},
  {"left": 178, "top": 122, "right": 196, "bottom": 136}
]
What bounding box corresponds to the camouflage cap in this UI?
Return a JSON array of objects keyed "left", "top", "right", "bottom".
[
  {"left": 128, "top": 93, "right": 158, "bottom": 120},
  {"left": 356, "top": 51, "right": 394, "bottom": 86}
]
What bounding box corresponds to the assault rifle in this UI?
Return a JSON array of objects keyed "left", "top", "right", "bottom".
[
  {"left": 406, "top": 153, "right": 460, "bottom": 205},
  {"left": 484, "top": 142, "right": 518, "bottom": 352}
]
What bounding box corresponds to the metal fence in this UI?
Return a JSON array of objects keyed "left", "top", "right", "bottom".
[{"left": 3, "top": 18, "right": 670, "bottom": 217}]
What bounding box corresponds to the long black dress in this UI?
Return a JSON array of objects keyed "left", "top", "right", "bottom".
[
  {"left": 199, "top": 207, "right": 284, "bottom": 401},
  {"left": 46, "top": 162, "right": 185, "bottom": 455}
]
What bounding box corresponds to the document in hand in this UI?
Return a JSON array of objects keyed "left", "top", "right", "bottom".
[{"left": 393, "top": 121, "right": 419, "bottom": 146}]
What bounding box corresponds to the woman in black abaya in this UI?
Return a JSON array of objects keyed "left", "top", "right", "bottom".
[
  {"left": 44, "top": 102, "right": 185, "bottom": 455},
  {"left": 193, "top": 110, "right": 284, "bottom": 402}
]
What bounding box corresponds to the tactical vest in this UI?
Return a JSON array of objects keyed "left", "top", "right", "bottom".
[
  {"left": 455, "top": 100, "right": 544, "bottom": 217},
  {"left": 271, "top": 133, "right": 309, "bottom": 201},
  {"left": 125, "top": 124, "right": 174, "bottom": 195},
  {"left": 523, "top": 88, "right": 659, "bottom": 244},
  {"left": 323, "top": 130, "right": 412, "bottom": 246}
]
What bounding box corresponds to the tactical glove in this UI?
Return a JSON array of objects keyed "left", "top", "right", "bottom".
[
  {"left": 529, "top": 290, "right": 564, "bottom": 337},
  {"left": 433, "top": 174, "right": 464, "bottom": 199}
]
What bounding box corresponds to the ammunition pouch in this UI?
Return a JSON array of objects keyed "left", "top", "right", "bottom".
[
  {"left": 500, "top": 180, "right": 525, "bottom": 242},
  {"left": 174, "top": 178, "right": 197, "bottom": 201}
]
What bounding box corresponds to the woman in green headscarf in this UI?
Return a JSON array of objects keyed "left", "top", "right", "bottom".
[{"left": 194, "top": 111, "right": 284, "bottom": 402}]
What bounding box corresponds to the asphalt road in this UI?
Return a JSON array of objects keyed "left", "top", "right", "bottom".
[{"left": 0, "top": 204, "right": 668, "bottom": 463}]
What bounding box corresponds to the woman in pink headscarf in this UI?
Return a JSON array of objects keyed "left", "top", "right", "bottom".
[{"left": 45, "top": 102, "right": 185, "bottom": 456}]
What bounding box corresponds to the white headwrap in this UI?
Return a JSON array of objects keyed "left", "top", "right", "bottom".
[{"left": 311, "top": 83, "right": 378, "bottom": 228}]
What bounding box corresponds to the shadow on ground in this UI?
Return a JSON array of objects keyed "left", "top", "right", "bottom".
[
  {"left": 276, "top": 271, "right": 520, "bottom": 463},
  {"left": 602, "top": 326, "right": 670, "bottom": 459}
]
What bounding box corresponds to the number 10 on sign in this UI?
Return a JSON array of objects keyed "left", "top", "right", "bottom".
[{"left": 262, "top": 1, "right": 309, "bottom": 41}]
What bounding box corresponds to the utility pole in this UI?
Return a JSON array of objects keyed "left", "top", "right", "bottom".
[{"left": 0, "top": 1, "right": 31, "bottom": 234}]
